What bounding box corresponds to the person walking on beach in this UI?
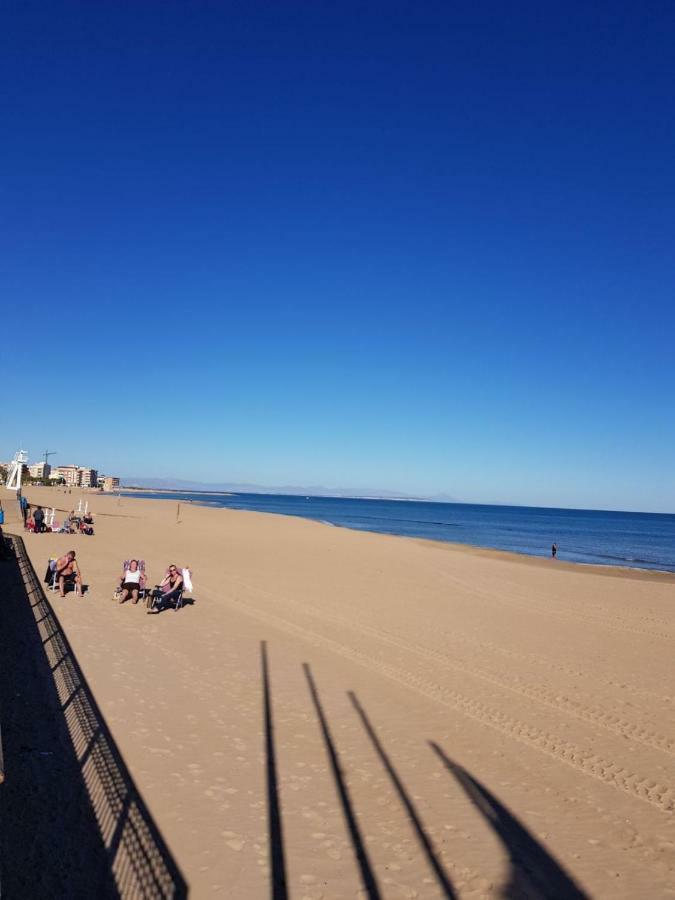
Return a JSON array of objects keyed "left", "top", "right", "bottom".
[
  {"left": 33, "top": 505, "right": 45, "bottom": 534},
  {"left": 551, "top": 542, "right": 558, "bottom": 559}
]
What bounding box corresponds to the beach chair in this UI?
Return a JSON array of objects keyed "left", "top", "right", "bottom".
[
  {"left": 45, "top": 558, "right": 80, "bottom": 594},
  {"left": 147, "top": 567, "right": 193, "bottom": 612},
  {"left": 45, "top": 558, "right": 58, "bottom": 590},
  {"left": 118, "top": 559, "right": 148, "bottom": 603}
]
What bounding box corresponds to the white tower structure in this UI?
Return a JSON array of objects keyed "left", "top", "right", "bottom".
[{"left": 6, "top": 449, "right": 28, "bottom": 492}]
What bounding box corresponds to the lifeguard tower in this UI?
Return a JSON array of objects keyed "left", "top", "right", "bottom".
[{"left": 5, "top": 449, "right": 28, "bottom": 492}]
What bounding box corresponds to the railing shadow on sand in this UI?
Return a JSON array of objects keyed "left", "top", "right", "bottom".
[
  {"left": 2, "top": 534, "right": 188, "bottom": 898},
  {"left": 429, "top": 741, "right": 588, "bottom": 900},
  {"left": 260, "top": 642, "right": 588, "bottom": 900}
]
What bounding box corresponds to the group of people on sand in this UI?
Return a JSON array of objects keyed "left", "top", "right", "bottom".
[
  {"left": 118, "top": 559, "right": 185, "bottom": 613},
  {"left": 53, "top": 552, "right": 185, "bottom": 614},
  {"left": 23, "top": 500, "right": 94, "bottom": 535}
]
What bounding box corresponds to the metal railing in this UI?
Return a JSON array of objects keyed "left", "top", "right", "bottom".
[{"left": 3, "top": 534, "right": 187, "bottom": 898}]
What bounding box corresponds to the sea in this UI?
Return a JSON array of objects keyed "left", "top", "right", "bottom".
[{"left": 119, "top": 491, "right": 675, "bottom": 573}]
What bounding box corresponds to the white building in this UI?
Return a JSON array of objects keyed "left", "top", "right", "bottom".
[{"left": 28, "top": 462, "right": 51, "bottom": 479}]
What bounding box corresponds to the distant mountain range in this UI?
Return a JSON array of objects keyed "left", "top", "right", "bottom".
[{"left": 120, "top": 476, "right": 454, "bottom": 503}]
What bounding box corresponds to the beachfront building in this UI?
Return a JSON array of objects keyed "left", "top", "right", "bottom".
[
  {"left": 54, "top": 464, "right": 81, "bottom": 486},
  {"left": 103, "top": 476, "right": 120, "bottom": 492},
  {"left": 28, "top": 461, "right": 51, "bottom": 479},
  {"left": 78, "top": 467, "right": 98, "bottom": 488}
]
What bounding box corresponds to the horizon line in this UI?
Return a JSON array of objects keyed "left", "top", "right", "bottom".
[{"left": 117, "top": 481, "right": 675, "bottom": 517}]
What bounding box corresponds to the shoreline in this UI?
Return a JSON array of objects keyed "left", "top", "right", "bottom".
[{"left": 115, "top": 487, "right": 675, "bottom": 582}]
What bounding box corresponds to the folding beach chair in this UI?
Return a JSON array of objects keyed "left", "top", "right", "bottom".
[
  {"left": 45, "top": 558, "right": 80, "bottom": 594},
  {"left": 147, "top": 567, "right": 193, "bottom": 612},
  {"left": 45, "top": 558, "right": 58, "bottom": 590},
  {"left": 117, "top": 559, "right": 148, "bottom": 602}
]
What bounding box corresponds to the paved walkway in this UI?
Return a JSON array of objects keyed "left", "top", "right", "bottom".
[{"left": 1, "top": 492, "right": 23, "bottom": 530}]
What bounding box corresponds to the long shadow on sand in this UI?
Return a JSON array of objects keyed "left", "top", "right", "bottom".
[
  {"left": 261, "top": 641, "right": 289, "bottom": 900},
  {"left": 303, "top": 664, "right": 382, "bottom": 899},
  {"left": 257, "top": 650, "right": 588, "bottom": 898},
  {"left": 349, "top": 693, "right": 457, "bottom": 898},
  {"left": 0, "top": 534, "right": 187, "bottom": 899},
  {"left": 430, "top": 742, "right": 588, "bottom": 900}
]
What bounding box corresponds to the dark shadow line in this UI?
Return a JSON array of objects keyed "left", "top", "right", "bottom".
[
  {"left": 349, "top": 693, "right": 456, "bottom": 898},
  {"left": 303, "top": 664, "right": 382, "bottom": 900},
  {"left": 51, "top": 653, "right": 68, "bottom": 673},
  {"left": 78, "top": 726, "right": 103, "bottom": 767},
  {"left": 61, "top": 683, "right": 84, "bottom": 714},
  {"left": 4, "top": 534, "right": 189, "bottom": 899},
  {"left": 260, "top": 641, "right": 289, "bottom": 900},
  {"left": 429, "top": 742, "right": 589, "bottom": 900}
]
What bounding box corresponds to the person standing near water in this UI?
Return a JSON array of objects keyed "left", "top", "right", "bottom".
[{"left": 551, "top": 543, "right": 557, "bottom": 558}]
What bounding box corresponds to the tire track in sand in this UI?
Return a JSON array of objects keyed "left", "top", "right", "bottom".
[
  {"left": 294, "top": 601, "right": 675, "bottom": 759},
  {"left": 424, "top": 563, "right": 675, "bottom": 642},
  {"left": 211, "top": 586, "right": 675, "bottom": 817},
  {"left": 221, "top": 575, "right": 675, "bottom": 758}
]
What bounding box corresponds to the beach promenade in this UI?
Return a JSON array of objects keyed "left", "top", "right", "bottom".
[{"left": 3, "top": 485, "right": 675, "bottom": 898}]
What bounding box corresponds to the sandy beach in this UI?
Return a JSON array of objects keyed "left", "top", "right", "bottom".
[{"left": 7, "top": 485, "right": 675, "bottom": 898}]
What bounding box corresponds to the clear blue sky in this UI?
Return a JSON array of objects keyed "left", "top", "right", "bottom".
[{"left": 2, "top": 2, "right": 674, "bottom": 511}]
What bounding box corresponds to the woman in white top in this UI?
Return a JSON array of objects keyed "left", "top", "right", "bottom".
[{"left": 118, "top": 559, "right": 146, "bottom": 604}]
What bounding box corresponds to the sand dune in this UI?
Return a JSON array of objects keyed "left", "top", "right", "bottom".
[{"left": 14, "top": 485, "right": 675, "bottom": 898}]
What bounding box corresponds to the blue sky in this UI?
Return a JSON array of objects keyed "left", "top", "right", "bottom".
[{"left": 2, "top": 2, "right": 675, "bottom": 511}]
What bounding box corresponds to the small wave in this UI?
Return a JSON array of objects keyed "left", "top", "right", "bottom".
[
  {"left": 571, "top": 548, "right": 664, "bottom": 566},
  {"left": 325, "top": 512, "right": 460, "bottom": 528}
]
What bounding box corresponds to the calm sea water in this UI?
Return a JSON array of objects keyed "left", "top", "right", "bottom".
[{"left": 120, "top": 491, "right": 675, "bottom": 573}]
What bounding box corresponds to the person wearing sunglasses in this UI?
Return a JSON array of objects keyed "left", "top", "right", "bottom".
[{"left": 149, "top": 564, "right": 184, "bottom": 613}]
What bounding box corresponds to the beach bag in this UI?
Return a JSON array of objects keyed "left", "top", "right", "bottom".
[{"left": 112, "top": 587, "right": 122, "bottom": 602}]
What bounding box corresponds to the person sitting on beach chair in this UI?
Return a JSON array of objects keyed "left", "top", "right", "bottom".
[
  {"left": 55, "top": 550, "right": 82, "bottom": 597},
  {"left": 62, "top": 509, "right": 80, "bottom": 534},
  {"left": 80, "top": 512, "right": 95, "bottom": 535},
  {"left": 118, "top": 559, "right": 146, "bottom": 604},
  {"left": 147, "top": 564, "right": 190, "bottom": 613}
]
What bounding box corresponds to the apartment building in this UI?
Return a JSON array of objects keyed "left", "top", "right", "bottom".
[
  {"left": 103, "top": 476, "right": 120, "bottom": 492},
  {"left": 54, "top": 465, "right": 81, "bottom": 486},
  {"left": 78, "top": 467, "right": 98, "bottom": 488},
  {"left": 28, "top": 461, "right": 51, "bottom": 479}
]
